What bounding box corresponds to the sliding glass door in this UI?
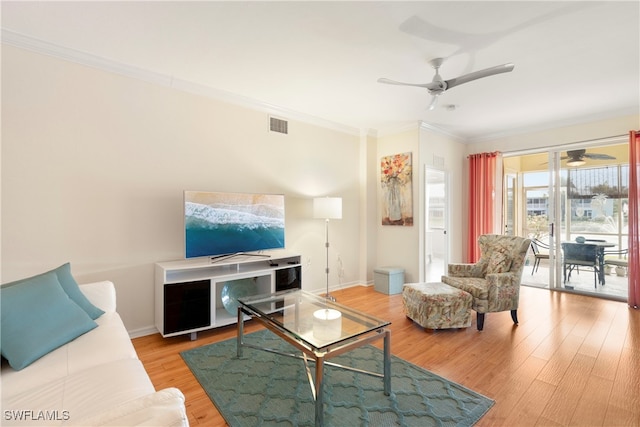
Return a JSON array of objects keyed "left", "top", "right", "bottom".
[
  {"left": 555, "top": 158, "right": 629, "bottom": 298},
  {"left": 519, "top": 165, "right": 557, "bottom": 289},
  {"left": 508, "top": 140, "right": 629, "bottom": 301}
]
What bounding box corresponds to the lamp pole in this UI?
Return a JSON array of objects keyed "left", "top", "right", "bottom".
[
  {"left": 313, "top": 197, "right": 342, "bottom": 301},
  {"left": 324, "top": 218, "right": 334, "bottom": 301}
]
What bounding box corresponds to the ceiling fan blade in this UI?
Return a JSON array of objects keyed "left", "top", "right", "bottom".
[
  {"left": 567, "top": 149, "right": 586, "bottom": 157},
  {"left": 583, "top": 153, "right": 616, "bottom": 160},
  {"left": 377, "top": 78, "right": 431, "bottom": 89},
  {"left": 445, "top": 63, "right": 515, "bottom": 90}
]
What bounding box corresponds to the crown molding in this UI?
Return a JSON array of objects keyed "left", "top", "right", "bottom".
[
  {"left": 4, "top": 29, "right": 635, "bottom": 144},
  {"left": 2, "top": 29, "right": 361, "bottom": 137},
  {"left": 360, "top": 128, "right": 378, "bottom": 138},
  {"left": 374, "top": 120, "right": 468, "bottom": 142},
  {"left": 418, "top": 121, "right": 467, "bottom": 142},
  {"left": 2, "top": 29, "right": 173, "bottom": 87},
  {"left": 375, "top": 121, "right": 419, "bottom": 138},
  {"left": 170, "top": 77, "right": 360, "bottom": 136}
]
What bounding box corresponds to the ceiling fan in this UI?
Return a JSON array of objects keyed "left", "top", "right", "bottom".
[
  {"left": 377, "top": 58, "right": 515, "bottom": 110},
  {"left": 563, "top": 149, "right": 616, "bottom": 167}
]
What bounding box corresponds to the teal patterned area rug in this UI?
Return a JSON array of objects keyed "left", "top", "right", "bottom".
[{"left": 181, "top": 329, "right": 493, "bottom": 427}]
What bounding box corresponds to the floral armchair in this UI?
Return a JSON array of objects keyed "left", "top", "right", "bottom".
[{"left": 441, "top": 234, "right": 532, "bottom": 330}]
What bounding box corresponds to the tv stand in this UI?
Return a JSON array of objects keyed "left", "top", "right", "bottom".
[
  {"left": 155, "top": 251, "right": 301, "bottom": 338},
  {"left": 210, "top": 252, "right": 271, "bottom": 263}
]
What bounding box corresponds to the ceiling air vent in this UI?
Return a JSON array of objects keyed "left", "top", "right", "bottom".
[{"left": 269, "top": 116, "right": 288, "bottom": 135}]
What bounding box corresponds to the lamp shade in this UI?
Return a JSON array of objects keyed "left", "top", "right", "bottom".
[{"left": 313, "top": 197, "right": 342, "bottom": 219}]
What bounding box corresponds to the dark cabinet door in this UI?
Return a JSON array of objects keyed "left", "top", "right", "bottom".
[{"left": 164, "top": 279, "right": 211, "bottom": 334}]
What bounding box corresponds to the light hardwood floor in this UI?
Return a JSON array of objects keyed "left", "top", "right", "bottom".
[{"left": 133, "top": 285, "right": 640, "bottom": 426}]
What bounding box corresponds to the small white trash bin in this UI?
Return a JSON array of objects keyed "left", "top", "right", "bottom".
[{"left": 373, "top": 267, "right": 405, "bottom": 295}]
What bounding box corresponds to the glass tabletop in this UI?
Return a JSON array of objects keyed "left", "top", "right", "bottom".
[{"left": 238, "top": 289, "right": 390, "bottom": 350}]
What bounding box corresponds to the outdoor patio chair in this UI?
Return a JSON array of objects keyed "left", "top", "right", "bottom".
[
  {"left": 604, "top": 248, "right": 628, "bottom": 274},
  {"left": 562, "top": 242, "right": 601, "bottom": 288},
  {"left": 530, "top": 238, "right": 550, "bottom": 275}
]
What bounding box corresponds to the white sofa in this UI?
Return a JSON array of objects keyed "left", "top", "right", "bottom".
[{"left": 1, "top": 279, "right": 188, "bottom": 426}]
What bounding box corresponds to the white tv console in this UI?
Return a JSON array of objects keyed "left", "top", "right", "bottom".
[{"left": 155, "top": 251, "right": 301, "bottom": 339}]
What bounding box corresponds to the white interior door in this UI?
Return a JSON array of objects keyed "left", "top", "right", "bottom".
[
  {"left": 504, "top": 173, "right": 516, "bottom": 235},
  {"left": 425, "top": 167, "right": 449, "bottom": 282}
]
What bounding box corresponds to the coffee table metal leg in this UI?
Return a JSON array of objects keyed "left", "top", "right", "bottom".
[
  {"left": 237, "top": 307, "right": 244, "bottom": 358},
  {"left": 315, "top": 354, "right": 325, "bottom": 427},
  {"left": 383, "top": 330, "right": 391, "bottom": 395}
]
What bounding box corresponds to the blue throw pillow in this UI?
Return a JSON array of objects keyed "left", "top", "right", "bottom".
[
  {"left": 3, "top": 263, "right": 104, "bottom": 319},
  {"left": 1, "top": 271, "right": 98, "bottom": 370}
]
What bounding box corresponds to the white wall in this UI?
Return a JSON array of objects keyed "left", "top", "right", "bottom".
[
  {"left": 373, "top": 126, "right": 420, "bottom": 283},
  {"left": 1, "top": 46, "right": 362, "bottom": 335},
  {"left": 3, "top": 44, "right": 636, "bottom": 336},
  {"left": 373, "top": 126, "right": 467, "bottom": 284},
  {"left": 376, "top": 129, "right": 420, "bottom": 282},
  {"left": 372, "top": 115, "right": 637, "bottom": 279},
  {"left": 360, "top": 131, "right": 379, "bottom": 284},
  {"left": 419, "top": 126, "right": 467, "bottom": 265}
]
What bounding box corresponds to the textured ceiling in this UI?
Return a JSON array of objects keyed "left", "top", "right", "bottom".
[{"left": 2, "top": 1, "right": 639, "bottom": 142}]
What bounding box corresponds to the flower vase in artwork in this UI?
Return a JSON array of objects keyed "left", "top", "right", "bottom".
[
  {"left": 380, "top": 152, "right": 413, "bottom": 226},
  {"left": 387, "top": 177, "right": 402, "bottom": 222}
]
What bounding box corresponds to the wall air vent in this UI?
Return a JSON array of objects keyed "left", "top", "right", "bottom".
[{"left": 269, "top": 116, "right": 288, "bottom": 135}]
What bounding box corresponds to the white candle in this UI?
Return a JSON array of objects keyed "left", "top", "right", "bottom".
[{"left": 313, "top": 309, "right": 342, "bottom": 341}]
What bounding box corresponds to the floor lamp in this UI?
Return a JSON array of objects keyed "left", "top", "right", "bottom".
[{"left": 313, "top": 197, "right": 342, "bottom": 301}]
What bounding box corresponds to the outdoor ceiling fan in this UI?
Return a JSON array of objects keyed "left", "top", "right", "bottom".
[
  {"left": 563, "top": 149, "right": 616, "bottom": 167},
  {"left": 377, "top": 58, "right": 515, "bottom": 110}
]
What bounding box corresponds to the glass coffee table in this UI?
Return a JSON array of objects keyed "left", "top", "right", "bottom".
[{"left": 237, "top": 289, "right": 391, "bottom": 427}]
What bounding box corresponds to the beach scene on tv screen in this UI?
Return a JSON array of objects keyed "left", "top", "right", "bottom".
[{"left": 185, "top": 191, "right": 285, "bottom": 258}]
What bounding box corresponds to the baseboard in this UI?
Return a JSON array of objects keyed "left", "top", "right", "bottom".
[
  {"left": 128, "top": 325, "right": 159, "bottom": 339},
  {"left": 326, "top": 281, "right": 367, "bottom": 294}
]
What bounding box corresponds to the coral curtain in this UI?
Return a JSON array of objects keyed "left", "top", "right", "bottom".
[
  {"left": 628, "top": 130, "right": 640, "bottom": 309},
  {"left": 467, "top": 152, "right": 500, "bottom": 262}
]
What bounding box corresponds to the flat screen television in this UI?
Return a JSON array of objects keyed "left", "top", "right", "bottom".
[{"left": 184, "top": 191, "right": 285, "bottom": 259}]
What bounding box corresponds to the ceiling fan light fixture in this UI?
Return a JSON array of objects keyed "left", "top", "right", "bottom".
[
  {"left": 377, "top": 58, "right": 515, "bottom": 108},
  {"left": 566, "top": 159, "right": 586, "bottom": 167}
]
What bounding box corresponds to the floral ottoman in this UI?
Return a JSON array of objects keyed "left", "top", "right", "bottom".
[{"left": 402, "top": 282, "right": 473, "bottom": 329}]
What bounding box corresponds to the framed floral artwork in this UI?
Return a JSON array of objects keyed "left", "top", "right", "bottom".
[{"left": 381, "top": 152, "right": 413, "bottom": 225}]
